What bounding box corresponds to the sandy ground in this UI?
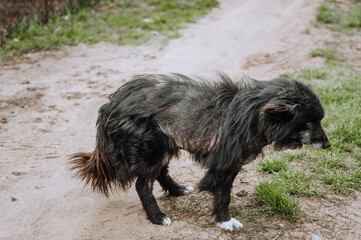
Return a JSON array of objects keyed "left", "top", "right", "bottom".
[{"left": 1, "top": 0, "right": 361, "bottom": 239}]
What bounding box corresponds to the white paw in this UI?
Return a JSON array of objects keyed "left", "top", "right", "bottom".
[
  {"left": 162, "top": 216, "right": 172, "bottom": 226},
  {"left": 217, "top": 218, "right": 243, "bottom": 231},
  {"left": 184, "top": 186, "right": 194, "bottom": 193}
]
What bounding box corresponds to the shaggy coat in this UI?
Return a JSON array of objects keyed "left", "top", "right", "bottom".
[{"left": 70, "top": 73, "right": 330, "bottom": 228}]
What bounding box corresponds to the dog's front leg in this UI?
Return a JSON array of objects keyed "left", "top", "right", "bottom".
[
  {"left": 199, "top": 169, "right": 243, "bottom": 231},
  {"left": 213, "top": 187, "right": 243, "bottom": 231},
  {"left": 135, "top": 176, "right": 171, "bottom": 225}
]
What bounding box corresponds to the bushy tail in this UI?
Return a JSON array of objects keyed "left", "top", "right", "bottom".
[
  {"left": 69, "top": 146, "right": 117, "bottom": 197},
  {"left": 69, "top": 103, "right": 130, "bottom": 197}
]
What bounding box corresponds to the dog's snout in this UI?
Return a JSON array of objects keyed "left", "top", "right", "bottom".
[
  {"left": 322, "top": 140, "right": 331, "bottom": 149},
  {"left": 317, "top": 125, "right": 330, "bottom": 149}
]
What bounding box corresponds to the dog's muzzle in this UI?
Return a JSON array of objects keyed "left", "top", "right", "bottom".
[{"left": 322, "top": 140, "right": 331, "bottom": 149}]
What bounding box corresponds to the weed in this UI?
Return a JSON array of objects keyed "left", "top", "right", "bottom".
[
  {"left": 255, "top": 181, "right": 300, "bottom": 221},
  {"left": 178, "top": 206, "right": 191, "bottom": 214},
  {"left": 317, "top": 5, "right": 340, "bottom": 24},
  {"left": 283, "top": 67, "right": 330, "bottom": 80},
  {"left": 311, "top": 48, "right": 337, "bottom": 60},
  {"left": 274, "top": 170, "right": 326, "bottom": 197},
  {"left": 322, "top": 169, "right": 361, "bottom": 195},
  {"left": 259, "top": 156, "right": 289, "bottom": 173},
  {"left": 316, "top": 1, "right": 361, "bottom": 31},
  {"left": 201, "top": 224, "right": 209, "bottom": 228},
  {"left": 346, "top": 3, "right": 361, "bottom": 28}
]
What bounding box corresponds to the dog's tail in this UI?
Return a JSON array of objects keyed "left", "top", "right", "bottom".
[
  {"left": 69, "top": 104, "right": 128, "bottom": 197},
  {"left": 69, "top": 148, "right": 116, "bottom": 197}
]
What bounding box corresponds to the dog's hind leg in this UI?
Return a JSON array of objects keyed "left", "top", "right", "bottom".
[
  {"left": 198, "top": 169, "right": 243, "bottom": 231},
  {"left": 157, "top": 165, "right": 194, "bottom": 196},
  {"left": 135, "top": 175, "right": 171, "bottom": 225}
]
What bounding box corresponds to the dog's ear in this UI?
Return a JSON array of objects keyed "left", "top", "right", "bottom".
[
  {"left": 260, "top": 105, "right": 295, "bottom": 121},
  {"left": 261, "top": 106, "right": 283, "bottom": 116}
]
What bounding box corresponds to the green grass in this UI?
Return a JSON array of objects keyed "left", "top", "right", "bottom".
[
  {"left": 273, "top": 169, "right": 326, "bottom": 197},
  {"left": 322, "top": 169, "right": 361, "bottom": 195},
  {"left": 316, "top": 1, "right": 361, "bottom": 30},
  {"left": 255, "top": 181, "right": 300, "bottom": 221},
  {"left": 311, "top": 48, "right": 337, "bottom": 60},
  {"left": 317, "top": 5, "right": 340, "bottom": 24},
  {"left": 258, "top": 156, "right": 289, "bottom": 173},
  {"left": 0, "top": 0, "right": 218, "bottom": 59},
  {"left": 259, "top": 152, "right": 327, "bottom": 197},
  {"left": 346, "top": 3, "right": 361, "bottom": 28},
  {"left": 258, "top": 151, "right": 306, "bottom": 173},
  {"left": 310, "top": 152, "right": 353, "bottom": 173}
]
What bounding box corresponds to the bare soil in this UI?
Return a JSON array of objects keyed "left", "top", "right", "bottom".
[{"left": 1, "top": 0, "right": 361, "bottom": 239}]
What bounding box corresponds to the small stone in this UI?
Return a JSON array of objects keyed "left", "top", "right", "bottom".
[
  {"left": 11, "top": 171, "right": 25, "bottom": 176},
  {"left": 289, "top": 232, "right": 305, "bottom": 238},
  {"left": 11, "top": 197, "right": 17, "bottom": 202},
  {"left": 312, "top": 234, "right": 323, "bottom": 240},
  {"left": 21, "top": 80, "right": 30, "bottom": 84},
  {"left": 1, "top": 117, "right": 8, "bottom": 124},
  {"left": 54, "top": 27, "right": 62, "bottom": 33},
  {"left": 142, "top": 18, "right": 153, "bottom": 23},
  {"left": 236, "top": 190, "right": 248, "bottom": 197}
]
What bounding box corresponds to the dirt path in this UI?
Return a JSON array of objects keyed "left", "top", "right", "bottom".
[{"left": 1, "top": 0, "right": 349, "bottom": 239}]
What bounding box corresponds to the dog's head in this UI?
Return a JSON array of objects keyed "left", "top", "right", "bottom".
[{"left": 260, "top": 78, "right": 330, "bottom": 150}]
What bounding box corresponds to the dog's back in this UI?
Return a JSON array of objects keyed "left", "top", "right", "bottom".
[{"left": 106, "top": 74, "right": 243, "bottom": 155}]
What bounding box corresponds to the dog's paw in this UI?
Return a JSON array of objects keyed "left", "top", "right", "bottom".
[
  {"left": 149, "top": 212, "right": 171, "bottom": 226},
  {"left": 217, "top": 218, "right": 243, "bottom": 231},
  {"left": 184, "top": 186, "right": 194, "bottom": 194},
  {"left": 162, "top": 216, "right": 172, "bottom": 226},
  {"left": 168, "top": 185, "right": 194, "bottom": 196}
]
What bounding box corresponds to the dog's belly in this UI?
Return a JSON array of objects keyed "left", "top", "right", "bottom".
[{"left": 158, "top": 123, "right": 217, "bottom": 153}]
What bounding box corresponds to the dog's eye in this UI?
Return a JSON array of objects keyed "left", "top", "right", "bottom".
[{"left": 306, "top": 122, "right": 313, "bottom": 126}]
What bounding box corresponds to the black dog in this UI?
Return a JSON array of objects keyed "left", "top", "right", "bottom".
[{"left": 69, "top": 73, "right": 330, "bottom": 230}]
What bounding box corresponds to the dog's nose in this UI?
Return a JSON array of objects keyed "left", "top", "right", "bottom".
[{"left": 322, "top": 141, "right": 331, "bottom": 149}]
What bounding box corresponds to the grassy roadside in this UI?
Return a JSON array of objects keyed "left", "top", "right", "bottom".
[
  {"left": 0, "top": 0, "right": 218, "bottom": 60},
  {"left": 317, "top": 0, "right": 361, "bottom": 30},
  {"left": 253, "top": 0, "right": 361, "bottom": 222}
]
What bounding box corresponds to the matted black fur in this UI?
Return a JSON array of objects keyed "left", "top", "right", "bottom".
[{"left": 69, "top": 73, "right": 330, "bottom": 227}]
